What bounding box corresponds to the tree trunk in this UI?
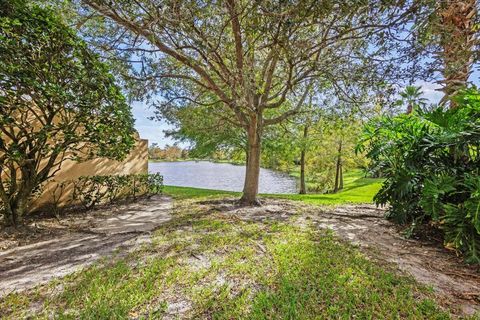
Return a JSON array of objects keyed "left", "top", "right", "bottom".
[
  {"left": 299, "top": 124, "right": 309, "bottom": 194},
  {"left": 299, "top": 150, "right": 306, "bottom": 194},
  {"left": 438, "top": 0, "right": 477, "bottom": 107},
  {"left": 406, "top": 103, "right": 413, "bottom": 114},
  {"left": 2, "top": 196, "right": 27, "bottom": 227},
  {"left": 339, "top": 162, "right": 344, "bottom": 191},
  {"left": 1, "top": 173, "right": 37, "bottom": 226},
  {"left": 240, "top": 116, "right": 262, "bottom": 205},
  {"left": 333, "top": 140, "right": 342, "bottom": 193},
  {"left": 2, "top": 203, "right": 15, "bottom": 226}
]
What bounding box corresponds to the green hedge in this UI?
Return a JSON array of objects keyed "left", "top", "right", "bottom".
[{"left": 47, "top": 173, "right": 163, "bottom": 214}]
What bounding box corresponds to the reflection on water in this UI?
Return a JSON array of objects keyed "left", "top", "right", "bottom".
[{"left": 149, "top": 161, "right": 297, "bottom": 194}]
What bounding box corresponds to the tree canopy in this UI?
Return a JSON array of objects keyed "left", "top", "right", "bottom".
[
  {"left": 0, "top": 0, "right": 135, "bottom": 225},
  {"left": 77, "top": 0, "right": 419, "bottom": 204}
]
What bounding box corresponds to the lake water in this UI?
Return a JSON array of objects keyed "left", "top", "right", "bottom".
[{"left": 149, "top": 161, "right": 297, "bottom": 194}]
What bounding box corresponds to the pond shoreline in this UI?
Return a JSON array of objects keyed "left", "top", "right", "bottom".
[
  {"left": 149, "top": 160, "right": 298, "bottom": 194},
  {"left": 149, "top": 159, "right": 245, "bottom": 166}
]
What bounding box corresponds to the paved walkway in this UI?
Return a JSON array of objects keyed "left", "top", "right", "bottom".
[{"left": 0, "top": 195, "right": 172, "bottom": 296}]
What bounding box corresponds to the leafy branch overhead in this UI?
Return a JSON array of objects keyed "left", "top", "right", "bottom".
[{"left": 79, "top": 0, "right": 419, "bottom": 203}]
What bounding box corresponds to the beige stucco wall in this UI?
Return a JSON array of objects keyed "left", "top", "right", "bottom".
[
  {"left": 0, "top": 103, "right": 149, "bottom": 213},
  {"left": 30, "top": 137, "right": 148, "bottom": 211}
]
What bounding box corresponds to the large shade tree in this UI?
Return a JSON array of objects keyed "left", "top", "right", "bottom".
[
  {"left": 79, "top": 0, "right": 418, "bottom": 204},
  {"left": 0, "top": 0, "right": 135, "bottom": 225}
]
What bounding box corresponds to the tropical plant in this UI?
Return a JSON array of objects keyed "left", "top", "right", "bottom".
[
  {"left": 398, "top": 85, "right": 428, "bottom": 114},
  {"left": 358, "top": 88, "right": 480, "bottom": 263}
]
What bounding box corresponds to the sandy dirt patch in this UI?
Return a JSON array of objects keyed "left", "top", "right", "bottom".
[
  {"left": 1, "top": 197, "right": 479, "bottom": 317},
  {"left": 0, "top": 195, "right": 172, "bottom": 296}
]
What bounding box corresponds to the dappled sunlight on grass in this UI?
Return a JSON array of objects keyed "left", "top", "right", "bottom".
[
  {"left": 163, "top": 185, "right": 239, "bottom": 200},
  {"left": 270, "top": 170, "right": 383, "bottom": 205},
  {"left": 0, "top": 197, "right": 454, "bottom": 319}
]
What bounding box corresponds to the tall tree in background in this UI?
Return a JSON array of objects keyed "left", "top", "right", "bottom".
[
  {"left": 78, "top": 0, "right": 417, "bottom": 204},
  {"left": 333, "top": 139, "right": 343, "bottom": 193},
  {"left": 295, "top": 94, "right": 319, "bottom": 195},
  {"left": 299, "top": 123, "right": 310, "bottom": 195}
]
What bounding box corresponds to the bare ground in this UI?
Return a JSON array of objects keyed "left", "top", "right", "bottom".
[
  {"left": 1, "top": 197, "right": 479, "bottom": 317},
  {"left": 305, "top": 204, "right": 480, "bottom": 316},
  {"left": 0, "top": 195, "right": 172, "bottom": 296}
]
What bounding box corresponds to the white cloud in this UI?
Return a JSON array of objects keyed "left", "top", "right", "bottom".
[{"left": 414, "top": 80, "right": 443, "bottom": 104}]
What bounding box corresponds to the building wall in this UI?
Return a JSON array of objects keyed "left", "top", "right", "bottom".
[{"left": 30, "top": 137, "right": 148, "bottom": 211}]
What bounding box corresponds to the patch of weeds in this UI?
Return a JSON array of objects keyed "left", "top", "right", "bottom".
[
  {"left": 0, "top": 291, "right": 33, "bottom": 318},
  {"left": 45, "top": 257, "right": 172, "bottom": 319}
]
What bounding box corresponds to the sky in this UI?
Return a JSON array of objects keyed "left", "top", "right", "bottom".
[
  {"left": 133, "top": 68, "right": 480, "bottom": 148},
  {"left": 131, "top": 101, "right": 178, "bottom": 147}
]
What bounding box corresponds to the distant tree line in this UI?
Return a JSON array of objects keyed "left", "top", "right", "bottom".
[{"left": 148, "top": 143, "right": 189, "bottom": 161}]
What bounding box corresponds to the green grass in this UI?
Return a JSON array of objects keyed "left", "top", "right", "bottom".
[
  {"left": 272, "top": 170, "right": 383, "bottom": 205},
  {"left": 3, "top": 172, "right": 463, "bottom": 318},
  {"left": 164, "top": 169, "right": 383, "bottom": 205},
  {"left": 0, "top": 198, "right": 454, "bottom": 319},
  {"left": 164, "top": 185, "right": 239, "bottom": 200}
]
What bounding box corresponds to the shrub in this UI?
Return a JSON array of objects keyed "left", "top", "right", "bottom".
[
  {"left": 357, "top": 89, "right": 480, "bottom": 263},
  {"left": 0, "top": 0, "right": 135, "bottom": 225},
  {"left": 47, "top": 181, "right": 72, "bottom": 218},
  {"left": 147, "top": 173, "right": 164, "bottom": 195},
  {"left": 68, "top": 173, "right": 163, "bottom": 211},
  {"left": 73, "top": 176, "right": 111, "bottom": 210}
]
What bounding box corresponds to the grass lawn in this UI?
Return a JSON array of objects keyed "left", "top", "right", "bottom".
[
  {"left": 4, "top": 173, "right": 468, "bottom": 319},
  {"left": 164, "top": 169, "right": 383, "bottom": 205},
  {"left": 1, "top": 197, "right": 454, "bottom": 319},
  {"left": 163, "top": 185, "right": 239, "bottom": 200},
  {"left": 273, "top": 169, "right": 383, "bottom": 205}
]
